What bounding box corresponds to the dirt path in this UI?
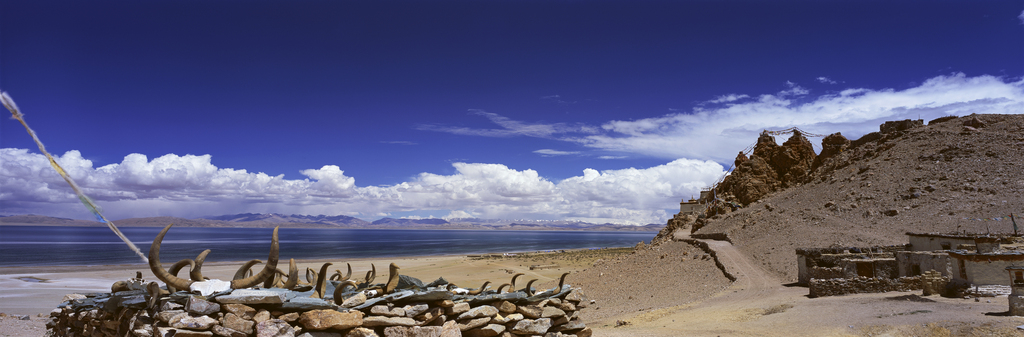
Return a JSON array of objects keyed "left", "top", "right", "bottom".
[{"left": 592, "top": 233, "right": 1024, "bottom": 336}]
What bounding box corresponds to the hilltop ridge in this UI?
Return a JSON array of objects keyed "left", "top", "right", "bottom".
[{"left": 655, "top": 114, "right": 1024, "bottom": 282}]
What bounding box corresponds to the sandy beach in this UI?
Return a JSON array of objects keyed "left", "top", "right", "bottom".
[
  {"left": 6, "top": 240, "right": 1024, "bottom": 336},
  {"left": 0, "top": 251, "right": 596, "bottom": 316}
]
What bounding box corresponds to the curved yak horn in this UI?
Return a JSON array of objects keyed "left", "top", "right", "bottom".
[
  {"left": 189, "top": 249, "right": 212, "bottom": 281},
  {"left": 384, "top": 263, "right": 400, "bottom": 294},
  {"left": 166, "top": 259, "right": 195, "bottom": 293},
  {"left": 283, "top": 259, "right": 299, "bottom": 290},
  {"left": 467, "top": 281, "right": 491, "bottom": 295},
  {"left": 344, "top": 263, "right": 352, "bottom": 281},
  {"left": 496, "top": 283, "right": 511, "bottom": 293},
  {"left": 306, "top": 267, "right": 316, "bottom": 284},
  {"left": 510, "top": 273, "right": 525, "bottom": 289},
  {"left": 149, "top": 224, "right": 194, "bottom": 292},
  {"left": 232, "top": 260, "right": 263, "bottom": 281},
  {"left": 330, "top": 270, "right": 342, "bottom": 281},
  {"left": 314, "top": 262, "right": 333, "bottom": 298},
  {"left": 365, "top": 264, "right": 377, "bottom": 284},
  {"left": 333, "top": 280, "right": 358, "bottom": 304},
  {"left": 524, "top": 279, "right": 538, "bottom": 296},
  {"left": 555, "top": 272, "right": 570, "bottom": 292},
  {"left": 230, "top": 227, "right": 279, "bottom": 289},
  {"left": 264, "top": 268, "right": 282, "bottom": 288}
]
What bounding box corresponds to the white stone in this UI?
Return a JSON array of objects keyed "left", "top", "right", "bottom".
[{"left": 190, "top": 279, "right": 232, "bottom": 296}]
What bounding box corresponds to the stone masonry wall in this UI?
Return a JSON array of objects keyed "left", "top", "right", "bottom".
[
  {"left": 808, "top": 276, "right": 924, "bottom": 298},
  {"left": 46, "top": 281, "right": 592, "bottom": 337}
]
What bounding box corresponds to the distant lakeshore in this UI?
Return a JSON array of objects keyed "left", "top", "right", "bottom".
[
  {"left": 0, "top": 225, "right": 656, "bottom": 267},
  {"left": 0, "top": 213, "right": 664, "bottom": 232}
]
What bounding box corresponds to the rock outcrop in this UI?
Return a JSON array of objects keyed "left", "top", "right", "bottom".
[{"left": 717, "top": 131, "right": 817, "bottom": 205}]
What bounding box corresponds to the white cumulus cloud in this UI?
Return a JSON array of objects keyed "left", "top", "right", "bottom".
[
  {"left": 1, "top": 149, "right": 724, "bottom": 225},
  {"left": 580, "top": 73, "right": 1024, "bottom": 163}
]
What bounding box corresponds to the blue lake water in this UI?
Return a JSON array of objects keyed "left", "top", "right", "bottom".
[{"left": 0, "top": 226, "right": 655, "bottom": 267}]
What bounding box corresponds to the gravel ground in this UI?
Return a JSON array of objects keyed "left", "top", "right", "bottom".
[{"left": 0, "top": 314, "right": 48, "bottom": 337}]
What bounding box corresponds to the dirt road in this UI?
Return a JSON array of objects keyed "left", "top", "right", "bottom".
[{"left": 592, "top": 233, "right": 1024, "bottom": 336}]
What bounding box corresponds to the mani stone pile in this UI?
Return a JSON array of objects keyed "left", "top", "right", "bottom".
[{"left": 45, "top": 275, "right": 593, "bottom": 337}]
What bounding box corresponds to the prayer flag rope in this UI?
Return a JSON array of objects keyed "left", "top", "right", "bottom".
[{"left": 2, "top": 91, "right": 149, "bottom": 263}]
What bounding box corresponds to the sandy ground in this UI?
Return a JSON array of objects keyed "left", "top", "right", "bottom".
[
  {"left": 0, "top": 250, "right": 609, "bottom": 336},
  {"left": 590, "top": 232, "right": 1024, "bottom": 337},
  {"left": 4, "top": 238, "right": 1024, "bottom": 336}
]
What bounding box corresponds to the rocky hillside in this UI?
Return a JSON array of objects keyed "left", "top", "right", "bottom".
[{"left": 656, "top": 114, "right": 1024, "bottom": 282}]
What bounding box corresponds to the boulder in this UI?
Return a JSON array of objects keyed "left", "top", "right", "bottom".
[
  {"left": 211, "top": 325, "right": 247, "bottom": 337},
  {"left": 256, "top": 319, "right": 295, "bottom": 337},
  {"left": 170, "top": 315, "right": 218, "bottom": 330},
  {"left": 361, "top": 316, "right": 417, "bottom": 327},
  {"left": 512, "top": 318, "right": 552, "bottom": 335},
  {"left": 186, "top": 296, "right": 221, "bottom": 316},
  {"left": 463, "top": 324, "right": 505, "bottom": 337},
  {"left": 223, "top": 304, "right": 257, "bottom": 320},
  {"left": 515, "top": 305, "right": 542, "bottom": 319},
  {"left": 381, "top": 326, "right": 442, "bottom": 337},
  {"left": 457, "top": 317, "right": 490, "bottom": 331},
  {"left": 343, "top": 328, "right": 377, "bottom": 337},
  {"left": 456, "top": 305, "right": 498, "bottom": 321},
  {"left": 298, "top": 310, "right": 363, "bottom": 331},
  {"left": 222, "top": 313, "right": 255, "bottom": 335}
]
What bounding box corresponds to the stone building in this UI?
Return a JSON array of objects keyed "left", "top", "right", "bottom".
[
  {"left": 678, "top": 197, "right": 703, "bottom": 215},
  {"left": 795, "top": 246, "right": 904, "bottom": 286},
  {"left": 906, "top": 232, "right": 979, "bottom": 251}
]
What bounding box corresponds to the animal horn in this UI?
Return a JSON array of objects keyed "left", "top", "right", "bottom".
[
  {"left": 263, "top": 268, "right": 281, "bottom": 288},
  {"left": 496, "top": 283, "right": 511, "bottom": 293},
  {"left": 146, "top": 282, "right": 163, "bottom": 309},
  {"left": 314, "top": 262, "right": 333, "bottom": 298},
  {"left": 510, "top": 273, "right": 525, "bottom": 289},
  {"left": 230, "top": 227, "right": 279, "bottom": 289},
  {"left": 365, "top": 264, "right": 377, "bottom": 284},
  {"left": 283, "top": 259, "right": 299, "bottom": 290},
  {"left": 467, "top": 281, "right": 491, "bottom": 295},
  {"left": 189, "top": 249, "right": 212, "bottom": 281},
  {"left": 330, "top": 270, "right": 342, "bottom": 281},
  {"left": 166, "top": 259, "right": 195, "bottom": 293},
  {"left": 384, "top": 263, "right": 400, "bottom": 294},
  {"left": 555, "top": 272, "right": 570, "bottom": 292},
  {"left": 333, "top": 280, "right": 358, "bottom": 304},
  {"left": 524, "top": 279, "right": 538, "bottom": 296},
  {"left": 306, "top": 268, "right": 316, "bottom": 284},
  {"left": 232, "top": 260, "right": 262, "bottom": 281},
  {"left": 344, "top": 263, "right": 352, "bottom": 281},
  {"left": 149, "top": 224, "right": 194, "bottom": 292}
]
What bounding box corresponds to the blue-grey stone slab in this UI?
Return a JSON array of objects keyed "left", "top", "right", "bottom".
[
  {"left": 215, "top": 289, "right": 287, "bottom": 304},
  {"left": 280, "top": 297, "right": 337, "bottom": 311},
  {"left": 352, "top": 296, "right": 387, "bottom": 311}
]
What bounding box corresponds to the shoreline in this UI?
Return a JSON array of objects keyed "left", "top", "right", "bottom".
[
  {"left": 0, "top": 246, "right": 624, "bottom": 275},
  {"left": 0, "top": 247, "right": 629, "bottom": 316}
]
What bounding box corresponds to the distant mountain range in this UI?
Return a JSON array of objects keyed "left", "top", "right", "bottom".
[{"left": 0, "top": 213, "right": 663, "bottom": 232}]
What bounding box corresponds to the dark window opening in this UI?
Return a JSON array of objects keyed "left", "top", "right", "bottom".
[{"left": 857, "top": 262, "right": 875, "bottom": 278}]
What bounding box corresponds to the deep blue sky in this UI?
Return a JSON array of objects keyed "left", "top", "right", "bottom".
[{"left": 2, "top": 1, "right": 1023, "bottom": 224}]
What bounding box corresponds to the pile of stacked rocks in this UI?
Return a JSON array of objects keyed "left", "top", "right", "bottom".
[{"left": 46, "top": 276, "right": 592, "bottom": 337}]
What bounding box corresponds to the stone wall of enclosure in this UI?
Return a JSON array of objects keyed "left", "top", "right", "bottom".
[
  {"left": 47, "top": 225, "right": 592, "bottom": 337},
  {"left": 46, "top": 277, "right": 592, "bottom": 337}
]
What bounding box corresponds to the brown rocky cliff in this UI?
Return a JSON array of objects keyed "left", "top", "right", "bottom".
[{"left": 717, "top": 131, "right": 817, "bottom": 205}]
